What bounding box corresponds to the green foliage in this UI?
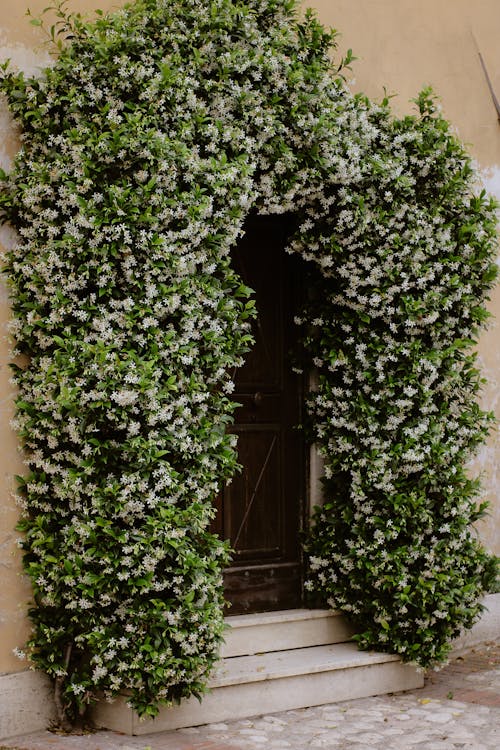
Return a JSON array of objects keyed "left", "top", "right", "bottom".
[
  {"left": 299, "top": 90, "right": 499, "bottom": 666},
  {"left": 0, "top": 0, "right": 497, "bottom": 726}
]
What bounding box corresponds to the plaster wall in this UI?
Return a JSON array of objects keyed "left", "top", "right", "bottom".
[{"left": 0, "top": 0, "right": 499, "bottom": 676}]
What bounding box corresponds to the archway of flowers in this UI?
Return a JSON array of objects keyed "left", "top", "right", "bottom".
[{"left": 0, "top": 0, "right": 498, "bottom": 729}]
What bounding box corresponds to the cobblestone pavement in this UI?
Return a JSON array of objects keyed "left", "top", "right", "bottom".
[{"left": 2, "top": 642, "right": 499, "bottom": 750}]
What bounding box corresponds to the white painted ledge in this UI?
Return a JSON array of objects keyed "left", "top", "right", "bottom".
[
  {"left": 0, "top": 670, "right": 55, "bottom": 741},
  {"left": 91, "top": 645, "right": 423, "bottom": 735},
  {"left": 222, "top": 608, "right": 356, "bottom": 657}
]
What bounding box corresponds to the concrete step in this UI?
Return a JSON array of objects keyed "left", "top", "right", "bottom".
[
  {"left": 221, "top": 608, "right": 356, "bottom": 658},
  {"left": 92, "top": 642, "right": 424, "bottom": 735}
]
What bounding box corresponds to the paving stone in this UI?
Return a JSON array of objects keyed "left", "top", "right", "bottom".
[
  {"left": 353, "top": 732, "right": 387, "bottom": 743},
  {"left": 250, "top": 720, "right": 284, "bottom": 732},
  {"left": 397, "top": 732, "right": 440, "bottom": 746},
  {"left": 309, "top": 737, "right": 340, "bottom": 747},
  {"left": 205, "top": 722, "right": 230, "bottom": 731},
  {"left": 243, "top": 735, "right": 268, "bottom": 744},
  {"left": 421, "top": 712, "right": 455, "bottom": 723},
  {"left": 341, "top": 707, "right": 367, "bottom": 716}
]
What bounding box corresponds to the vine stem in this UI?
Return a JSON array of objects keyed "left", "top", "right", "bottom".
[{"left": 54, "top": 642, "right": 73, "bottom": 732}]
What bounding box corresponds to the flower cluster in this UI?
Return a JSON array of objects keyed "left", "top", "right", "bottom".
[{"left": 0, "top": 0, "right": 497, "bottom": 727}]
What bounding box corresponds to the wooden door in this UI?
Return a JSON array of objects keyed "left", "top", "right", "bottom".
[{"left": 213, "top": 214, "right": 305, "bottom": 615}]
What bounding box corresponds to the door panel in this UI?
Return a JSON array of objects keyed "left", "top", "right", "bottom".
[
  {"left": 225, "top": 429, "right": 281, "bottom": 559},
  {"left": 215, "top": 214, "right": 305, "bottom": 615}
]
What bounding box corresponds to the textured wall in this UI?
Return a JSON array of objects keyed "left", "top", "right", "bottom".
[{"left": 1, "top": 0, "right": 499, "bottom": 674}]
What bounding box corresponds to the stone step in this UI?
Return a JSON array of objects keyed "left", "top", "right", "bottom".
[
  {"left": 92, "top": 642, "right": 424, "bottom": 735},
  {"left": 222, "top": 608, "right": 356, "bottom": 658}
]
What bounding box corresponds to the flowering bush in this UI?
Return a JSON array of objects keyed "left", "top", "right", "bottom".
[
  {"left": 0, "top": 0, "right": 497, "bottom": 728},
  {"left": 298, "top": 89, "right": 499, "bottom": 662}
]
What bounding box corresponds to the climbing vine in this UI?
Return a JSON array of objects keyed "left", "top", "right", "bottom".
[
  {"left": 298, "top": 89, "right": 499, "bottom": 661},
  {"left": 0, "top": 0, "right": 497, "bottom": 728}
]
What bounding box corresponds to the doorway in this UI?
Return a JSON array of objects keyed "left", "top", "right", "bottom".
[{"left": 212, "top": 214, "right": 306, "bottom": 615}]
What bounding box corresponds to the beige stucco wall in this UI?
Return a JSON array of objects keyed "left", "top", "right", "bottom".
[{"left": 1, "top": 0, "right": 499, "bottom": 674}]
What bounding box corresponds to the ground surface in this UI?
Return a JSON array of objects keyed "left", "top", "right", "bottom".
[{"left": 2, "top": 642, "right": 499, "bottom": 750}]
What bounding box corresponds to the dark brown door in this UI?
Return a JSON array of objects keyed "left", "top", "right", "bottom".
[{"left": 213, "top": 214, "right": 305, "bottom": 615}]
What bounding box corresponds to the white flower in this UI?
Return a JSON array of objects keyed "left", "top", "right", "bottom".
[
  {"left": 13, "top": 647, "right": 26, "bottom": 661},
  {"left": 111, "top": 390, "right": 139, "bottom": 406}
]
